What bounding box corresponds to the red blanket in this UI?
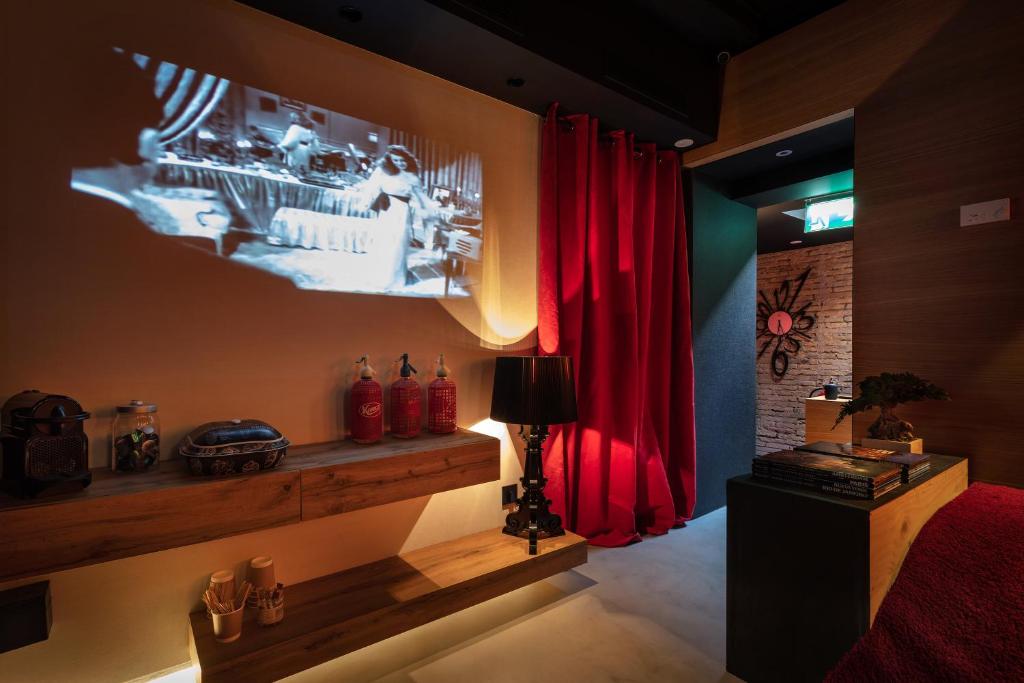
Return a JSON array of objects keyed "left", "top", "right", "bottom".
[{"left": 827, "top": 483, "right": 1024, "bottom": 682}]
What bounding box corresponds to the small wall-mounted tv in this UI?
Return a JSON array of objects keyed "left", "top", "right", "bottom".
[{"left": 804, "top": 194, "right": 854, "bottom": 233}]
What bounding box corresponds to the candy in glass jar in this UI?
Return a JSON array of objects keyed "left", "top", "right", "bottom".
[{"left": 112, "top": 400, "right": 160, "bottom": 473}]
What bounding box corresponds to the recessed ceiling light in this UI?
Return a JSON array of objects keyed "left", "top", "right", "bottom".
[
  {"left": 776, "top": 149, "right": 793, "bottom": 157},
  {"left": 338, "top": 5, "right": 363, "bottom": 22},
  {"left": 790, "top": 240, "right": 803, "bottom": 245},
  {"left": 674, "top": 138, "right": 695, "bottom": 149}
]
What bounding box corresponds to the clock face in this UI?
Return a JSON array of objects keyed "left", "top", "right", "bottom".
[
  {"left": 757, "top": 268, "right": 816, "bottom": 379},
  {"left": 767, "top": 311, "right": 793, "bottom": 336}
]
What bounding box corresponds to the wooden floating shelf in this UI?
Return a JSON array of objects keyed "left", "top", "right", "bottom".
[
  {"left": 0, "top": 430, "right": 499, "bottom": 582},
  {"left": 188, "top": 528, "right": 588, "bottom": 683},
  {"left": 0, "top": 467, "right": 301, "bottom": 584},
  {"left": 288, "top": 430, "right": 499, "bottom": 520}
]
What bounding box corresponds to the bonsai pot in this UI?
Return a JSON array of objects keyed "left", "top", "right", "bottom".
[{"left": 861, "top": 437, "right": 924, "bottom": 454}]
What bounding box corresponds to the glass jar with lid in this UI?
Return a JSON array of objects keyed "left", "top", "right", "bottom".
[{"left": 111, "top": 400, "right": 160, "bottom": 473}]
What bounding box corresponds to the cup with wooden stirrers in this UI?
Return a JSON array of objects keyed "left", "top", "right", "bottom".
[
  {"left": 255, "top": 583, "right": 285, "bottom": 626},
  {"left": 206, "top": 570, "right": 235, "bottom": 619},
  {"left": 203, "top": 580, "right": 253, "bottom": 643}
]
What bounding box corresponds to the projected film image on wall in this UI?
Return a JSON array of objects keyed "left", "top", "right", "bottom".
[{"left": 70, "top": 49, "right": 483, "bottom": 297}]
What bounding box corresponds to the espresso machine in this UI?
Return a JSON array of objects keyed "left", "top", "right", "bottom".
[{"left": 1, "top": 390, "right": 92, "bottom": 497}]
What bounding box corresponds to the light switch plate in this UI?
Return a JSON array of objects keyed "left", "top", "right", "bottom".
[{"left": 960, "top": 198, "right": 1011, "bottom": 226}]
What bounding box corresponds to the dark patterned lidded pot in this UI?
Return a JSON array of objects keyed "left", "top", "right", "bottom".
[{"left": 179, "top": 419, "right": 289, "bottom": 476}]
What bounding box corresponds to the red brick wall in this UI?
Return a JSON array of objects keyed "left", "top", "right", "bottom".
[{"left": 756, "top": 242, "right": 852, "bottom": 455}]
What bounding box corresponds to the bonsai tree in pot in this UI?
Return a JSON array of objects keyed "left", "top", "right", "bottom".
[{"left": 834, "top": 372, "right": 950, "bottom": 442}]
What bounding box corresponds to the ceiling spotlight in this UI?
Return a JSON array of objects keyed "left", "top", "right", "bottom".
[
  {"left": 338, "top": 5, "right": 363, "bottom": 22},
  {"left": 776, "top": 149, "right": 793, "bottom": 157},
  {"left": 674, "top": 138, "right": 695, "bottom": 149},
  {"left": 789, "top": 240, "right": 803, "bottom": 245},
  {"left": 506, "top": 77, "right": 526, "bottom": 87}
]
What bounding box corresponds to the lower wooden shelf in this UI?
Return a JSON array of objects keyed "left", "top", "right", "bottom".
[{"left": 188, "top": 528, "right": 588, "bottom": 683}]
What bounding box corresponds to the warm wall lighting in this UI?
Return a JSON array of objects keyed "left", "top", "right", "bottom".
[
  {"left": 468, "top": 418, "right": 515, "bottom": 456},
  {"left": 395, "top": 417, "right": 517, "bottom": 554},
  {"left": 468, "top": 418, "right": 522, "bottom": 482}
]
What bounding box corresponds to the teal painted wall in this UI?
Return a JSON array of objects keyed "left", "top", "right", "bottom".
[{"left": 690, "top": 174, "right": 757, "bottom": 517}]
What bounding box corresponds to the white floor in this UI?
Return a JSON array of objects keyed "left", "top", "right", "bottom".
[{"left": 285, "top": 506, "right": 740, "bottom": 683}]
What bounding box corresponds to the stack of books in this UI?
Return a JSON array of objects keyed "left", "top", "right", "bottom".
[
  {"left": 797, "top": 441, "right": 931, "bottom": 483},
  {"left": 753, "top": 449, "right": 902, "bottom": 499}
]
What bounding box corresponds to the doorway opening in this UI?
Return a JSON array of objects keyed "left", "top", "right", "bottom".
[{"left": 694, "top": 114, "right": 854, "bottom": 460}]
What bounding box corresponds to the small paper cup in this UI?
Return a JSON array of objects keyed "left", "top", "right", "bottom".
[
  {"left": 248, "top": 556, "right": 276, "bottom": 590},
  {"left": 207, "top": 570, "right": 236, "bottom": 619},
  {"left": 211, "top": 605, "right": 244, "bottom": 643}
]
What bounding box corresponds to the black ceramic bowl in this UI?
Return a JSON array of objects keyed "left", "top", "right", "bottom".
[{"left": 179, "top": 419, "right": 289, "bottom": 476}]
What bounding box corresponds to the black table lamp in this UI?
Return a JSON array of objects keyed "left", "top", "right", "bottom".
[{"left": 490, "top": 355, "right": 577, "bottom": 554}]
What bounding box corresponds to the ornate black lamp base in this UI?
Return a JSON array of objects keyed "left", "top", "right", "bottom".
[{"left": 502, "top": 424, "right": 565, "bottom": 555}]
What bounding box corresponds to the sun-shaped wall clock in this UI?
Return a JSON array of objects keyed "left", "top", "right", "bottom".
[{"left": 757, "top": 267, "right": 815, "bottom": 379}]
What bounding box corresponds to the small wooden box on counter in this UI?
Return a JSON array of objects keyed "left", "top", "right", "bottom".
[
  {"left": 804, "top": 396, "right": 851, "bottom": 444},
  {"left": 727, "top": 453, "right": 967, "bottom": 683}
]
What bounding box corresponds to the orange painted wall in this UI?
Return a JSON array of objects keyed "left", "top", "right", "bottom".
[{"left": 0, "top": 1, "right": 539, "bottom": 680}]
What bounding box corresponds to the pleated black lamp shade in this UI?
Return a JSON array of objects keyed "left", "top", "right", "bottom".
[{"left": 490, "top": 356, "right": 578, "bottom": 426}]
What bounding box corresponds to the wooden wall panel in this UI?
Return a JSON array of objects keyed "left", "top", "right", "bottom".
[
  {"left": 685, "top": 0, "right": 1024, "bottom": 487},
  {"left": 854, "top": 1, "right": 1024, "bottom": 485},
  {"left": 683, "top": 0, "right": 964, "bottom": 167}
]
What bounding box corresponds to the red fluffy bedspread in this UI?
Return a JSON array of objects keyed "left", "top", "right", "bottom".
[{"left": 827, "top": 482, "right": 1024, "bottom": 682}]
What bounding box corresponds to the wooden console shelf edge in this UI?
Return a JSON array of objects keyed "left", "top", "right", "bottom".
[
  {"left": 0, "top": 430, "right": 499, "bottom": 583},
  {"left": 188, "top": 528, "right": 589, "bottom": 683},
  {"left": 867, "top": 457, "right": 967, "bottom": 622}
]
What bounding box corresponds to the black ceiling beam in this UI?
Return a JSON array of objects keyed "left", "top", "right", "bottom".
[
  {"left": 688, "top": 0, "right": 766, "bottom": 47},
  {"left": 727, "top": 147, "right": 854, "bottom": 203},
  {"left": 238, "top": 0, "right": 720, "bottom": 147},
  {"left": 425, "top": 0, "right": 719, "bottom": 128}
]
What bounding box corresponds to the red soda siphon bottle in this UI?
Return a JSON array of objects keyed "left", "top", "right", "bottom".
[
  {"left": 427, "top": 354, "right": 457, "bottom": 434},
  {"left": 350, "top": 355, "right": 383, "bottom": 444},
  {"left": 390, "top": 353, "right": 421, "bottom": 438}
]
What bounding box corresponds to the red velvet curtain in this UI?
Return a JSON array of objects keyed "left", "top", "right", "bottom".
[{"left": 538, "top": 103, "right": 696, "bottom": 546}]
